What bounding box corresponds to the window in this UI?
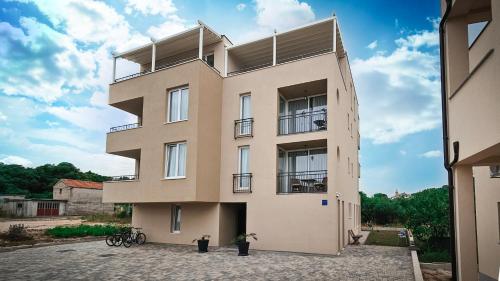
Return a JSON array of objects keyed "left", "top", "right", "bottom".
[
  {"left": 238, "top": 146, "right": 250, "bottom": 188},
  {"left": 59, "top": 189, "right": 62, "bottom": 194},
  {"left": 239, "top": 95, "right": 252, "bottom": 135},
  {"left": 168, "top": 87, "right": 189, "bottom": 122},
  {"left": 165, "top": 142, "right": 187, "bottom": 178},
  {"left": 349, "top": 202, "right": 352, "bottom": 218},
  {"left": 171, "top": 205, "right": 181, "bottom": 233},
  {"left": 204, "top": 53, "right": 214, "bottom": 67}
]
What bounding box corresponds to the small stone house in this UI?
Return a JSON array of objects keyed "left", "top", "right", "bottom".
[{"left": 53, "top": 179, "right": 114, "bottom": 215}]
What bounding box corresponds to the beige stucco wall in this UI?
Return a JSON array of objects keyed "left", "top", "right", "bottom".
[
  {"left": 132, "top": 202, "right": 221, "bottom": 246},
  {"left": 474, "top": 167, "right": 500, "bottom": 280},
  {"left": 104, "top": 60, "right": 223, "bottom": 203},
  {"left": 219, "top": 52, "right": 360, "bottom": 254}
]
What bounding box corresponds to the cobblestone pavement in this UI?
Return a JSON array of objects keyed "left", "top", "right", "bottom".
[{"left": 0, "top": 241, "right": 414, "bottom": 280}]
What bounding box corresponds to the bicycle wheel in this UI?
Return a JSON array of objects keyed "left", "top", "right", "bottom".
[
  {"left": 105, "top": 235, "right": 115, "bottom": 246},
  {"left": 113, "top": 233, "right": 123, "bottom": 246},
  {"left": 123, "top": 234, "right": 132, "bottom": 248},
  {"left": 136, "top": 233, "right": 146, "bottom": 245}
]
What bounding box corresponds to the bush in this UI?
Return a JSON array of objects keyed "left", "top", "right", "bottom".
[
  {"left": 1, "top": 224, "right": 33, "bottom": 241},
  {"left": 46, "top": 224, "right": 125, "bottom": 238},
  {"left": 418, "top": 250, "right": 451, "bottom": 263}
]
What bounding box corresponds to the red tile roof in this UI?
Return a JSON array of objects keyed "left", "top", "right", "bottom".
[{"left": 61, "top": 179, "right": 103, "bottom": 190}]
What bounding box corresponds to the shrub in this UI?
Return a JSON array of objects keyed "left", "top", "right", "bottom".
[
  {"left": 46, "top": 224, "right": 125, "bottom": 238},
  {"left": 2, "top": 224, "right": 33, "bottom": 241},
  {"left": 418, "top": 250, "right": 451, "bottom": 263}
]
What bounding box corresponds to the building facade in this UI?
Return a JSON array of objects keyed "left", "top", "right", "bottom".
[
  {"left": 103, "top": 17, "right": 360, "bottom": 255},
  {"left": 440, "top": 0, "right": 500, "bottom": 280},
  {"left": 53, "top": 179, "right": 114, "bottom": 215}
]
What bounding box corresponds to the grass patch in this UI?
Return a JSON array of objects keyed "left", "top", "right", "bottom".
[
  {"left": 82, "top": 213, "right": 131, "bottom": 224},
  {"left": 365, "top": 230, "right": 408, "bottom": 247},
  {"left": 46, "top": 224, "right": 125, "bottom": 238}
]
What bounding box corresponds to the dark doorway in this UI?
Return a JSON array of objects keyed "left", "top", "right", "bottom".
[{"left": 236, "top": 204, "right": 246, "bottom": 236}]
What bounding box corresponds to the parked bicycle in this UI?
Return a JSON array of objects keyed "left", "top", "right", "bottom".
[{"left": 120, "top": 227, "right": 147, "bottom": 248}]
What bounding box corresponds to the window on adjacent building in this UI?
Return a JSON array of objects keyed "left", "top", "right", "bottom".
[
  {"left": 165, "top": 142, "right": 187, "bottom": 178},
  {"left": 171, "top": 205, "right": 181, "bottom": 233},
  {"left": 168, "top": 87, "right": 189, "bottom": 122}
]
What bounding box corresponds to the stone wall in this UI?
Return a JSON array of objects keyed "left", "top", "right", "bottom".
[{"left": 65, "top": 201, "right": 114, "bottom": 215}]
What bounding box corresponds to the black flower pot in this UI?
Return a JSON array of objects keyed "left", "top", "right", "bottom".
[
  {"left": 197, "top": 239, "right": 209, "bottom": 253},
  {"left": 238, "top": 241, "right": 250, "bottom": 256}
]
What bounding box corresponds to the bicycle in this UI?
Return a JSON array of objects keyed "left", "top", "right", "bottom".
[
  {"left": 105, "top": 228, "right": 125, "bottom": 246},
  {"left": 121, "top": 227, "right": 146, "bottom": 248}
]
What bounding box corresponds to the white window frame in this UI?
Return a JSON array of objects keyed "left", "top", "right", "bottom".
[
  {"left": 239, "top": 94, "right": 252, "bottom": 136},
  {"left": 238, "top": 146, "right": 250, "bottom": 189},
  {"left": 170, "top": 205, "right": 181, "bottom": 233},
  {"left": 167, "top": 86, "right": 189, "bottom": 123},
  {"left": 165, "top": 142, "right": 187, "bottom": 179}
]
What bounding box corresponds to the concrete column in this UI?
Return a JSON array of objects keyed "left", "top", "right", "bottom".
[
  {"left": 272, "top": 30, "right": 277, "bottom": 66},
  {"left": 198, "top": 26, "right": 204, "bottom": 59},
  {"left": 333, "top": 18, "right": 337, "bottom": 53},
  {"left": 151, "top": 41, "right": 156, "bottom": 72},
  {"left": 453, "top": 165, "right": 478, "bottom": 281},
  {"left": 112, "top": 56, "right": 116, "bottom": 83},
  {"left": 224, "top": 47, "right": 228, "bottom": 77}
]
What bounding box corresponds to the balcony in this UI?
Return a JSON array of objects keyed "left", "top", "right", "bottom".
[
  {"left": 278, "top": 110, "right": 327, "bottom": 135},
  {"left": 278, "top": 79, "right": 327, "bottom": 136},
  {"left": 233, "top": 173, "right": 252, "bottom": 193},
  {"left": 109, "top": 122, "right": 141, "bottom": 133},
  {"left": 277, "top": 170, "right": 327, "bottom": 194},
  {"left": 234, "top": 118, "right": 254, "bottom": 138},
  {"left": 108, "top": 174, "right": 139, "bottom": 182},
  {"left": 277, "top": 144, "right": 327, "bottom": 194}
]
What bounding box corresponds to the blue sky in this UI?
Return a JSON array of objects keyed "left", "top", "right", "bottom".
[{"left": 0, "top": 0, "right": 445, "bottom": 195}]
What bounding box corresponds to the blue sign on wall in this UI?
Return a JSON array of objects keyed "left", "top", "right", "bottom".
[{"left": 322, "top": 199, "right": 328, "bottom": 206}]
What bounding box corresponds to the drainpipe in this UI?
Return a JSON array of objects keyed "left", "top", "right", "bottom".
[{"left": 439, "top": 1, "right": 458, "bottom": 280}]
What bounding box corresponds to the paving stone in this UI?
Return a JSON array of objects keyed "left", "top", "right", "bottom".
[{"left": 0, "top": 241, "right": 414, "bottom": 280}]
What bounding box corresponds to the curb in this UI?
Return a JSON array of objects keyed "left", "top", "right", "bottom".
[{"left": 0, "top": 237, "right": 103, "bottom": 253}]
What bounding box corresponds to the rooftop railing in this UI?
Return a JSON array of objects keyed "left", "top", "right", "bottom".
[{"left": 109, "top": 123, "right": 141, "bottom": 133}]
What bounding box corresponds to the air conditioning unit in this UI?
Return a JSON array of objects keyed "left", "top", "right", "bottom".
[{"left": 490, "top": 165, "right": 500, "bottom": 178}]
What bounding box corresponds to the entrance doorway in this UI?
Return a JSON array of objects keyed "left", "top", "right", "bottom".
[
  {"left": 236, "top": 204, "right": 246, "bottom": 237},
  {"left": 220, "top": 203, "right": 246, "bottom": 246}
]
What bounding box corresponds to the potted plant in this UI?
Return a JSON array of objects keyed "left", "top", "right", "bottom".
[
  {"left": 232, "top": 233, "right": 257, "bottom": 256},
  {"left": 192, "top": 235, "right": 211, "bottom": 253}
]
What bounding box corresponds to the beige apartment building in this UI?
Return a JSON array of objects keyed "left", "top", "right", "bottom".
[
  {"left": 103, "top": 17, "right": 361, "bottom": 255},
  {"left": 440, "top": 0, "right": 500, "bottom": 280}
]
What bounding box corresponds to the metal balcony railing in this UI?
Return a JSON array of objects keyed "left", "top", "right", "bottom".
[
  {"left": 234, "top": 118, "right": 254, "bottom": 138},
  {"left": 109, "top": 123, "right": 141, "bottom": 133},
  {"left": 277, "top": 170, "right": 327, "bottom": 194},
  {"left": 233, "top": 173, "right": 252, "bottom": 193},
  {"left": 109, "top": 175, "right": 139, "bottom": 182},
  {"left": 278, "top": 110, "right": 327, "bottom": 135}
]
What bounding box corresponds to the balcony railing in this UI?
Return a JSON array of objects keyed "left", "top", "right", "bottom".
[
  {"left": 278, "top": 110, "right": 327, "bottom": 135},
  {"left": 277, "top": 170, "right": 327, "bottom": 194},
  {"left": 234, "top": 118, "right": 254, "bottom": 138},
  {"left": 108, "top": 175, "right": 139, "bottom": 182},
  {"left": 109, "top": 123, "right": 141, "bottom": 133},
  {"left": 233, "top": 173, "right": 252, "bottom": 193}
]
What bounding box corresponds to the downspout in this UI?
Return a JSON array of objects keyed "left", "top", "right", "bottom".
[{"left": 439, "top": 1, "right": 458, "bottom": 280}]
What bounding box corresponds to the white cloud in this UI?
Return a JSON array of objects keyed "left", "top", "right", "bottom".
[
  {"left": 1, "top": 155, "right": 33, "bottom": 167},
  {"left": 47, "top": 105, "right": 136, "bottom": 132},
  {"left": 0, "top": 111, "right": 7, "bottom": 122},
  {"left": 90, "top": 91, "right": 108, "bottom": 107},
  {"left": 125, "top": 0, "right": 177, "bottom": 18},
  {"left": 352, "top": 22, "right": 441, "bottom": 144},
  {"left": 367, "top": 40, "right": 378, "bottom": 49},
  {"left": 236, "top": 3, "right": 247, "bottom": 11},
  {"left": 399, "top": 150, "right": 407, "bottom": 156},
  {"left": 147, "top": 15, "right": 193, "bottom": 39},
  {"left": 419, "top": 150, "right": 442, "bottom": 158}
]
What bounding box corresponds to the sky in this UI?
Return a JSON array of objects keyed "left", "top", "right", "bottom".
[{"left": 0, "top": 0, "right": 445, "bottom": 196}]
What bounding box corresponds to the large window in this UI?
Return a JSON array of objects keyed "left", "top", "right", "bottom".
[
  {"left": 239, "top": 95, "right": 252, "bottom": 135},
  {"left": 168, "top": 87, "right": 189, "bottom": 122},
  {"left": 171, "top": 205, "right": 181, "bottom": 233},
  {"left": 165, "top": 142, "right": 187, "bottom": 178}
]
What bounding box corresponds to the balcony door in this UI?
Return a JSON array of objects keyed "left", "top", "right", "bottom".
[
  {"left": 278, "top": 148, "right": 327, "bottom": 193},
  {"left": 282, "top": 95, "right": 327, "bottom": 134},
  {"left": 238, "top": 146, "right": 250, "bottom": 189},
  {"left": 240, "top": 95, "right": 251, "bottom": 135}
]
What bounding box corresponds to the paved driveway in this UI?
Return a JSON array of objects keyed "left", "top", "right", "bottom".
[{"left": 0, "top": 241, "right": 414, "bottom": 280}]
